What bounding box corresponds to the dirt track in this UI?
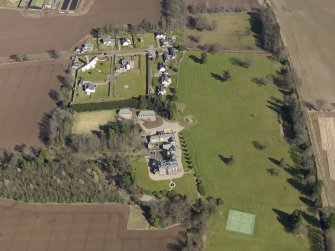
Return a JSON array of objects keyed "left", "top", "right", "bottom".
[
  {"left": 272, "top": 0, "right": 335, "bottom": 104},
  {"left": 0, "top": 199, "right": 184, "bottom": 251},
  {"left": 0, "top": 60, "right": 66, "bottom": 148},
  {"left": 0, "top": 0, "right": 160, "bottom": 58}
]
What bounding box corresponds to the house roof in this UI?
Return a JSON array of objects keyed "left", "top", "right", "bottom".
[
  {"left": 118, "top": 108, "right": 132, "bottom": 115},
  {"left": 138, "top": 110, "right": 155, "bottom": 117},
  {"left": 121, "top": 58, "right": 131, "bottom": 66},
  {"left": 161, "top": 73, "right": 170, "bottom": 82},
  {"left": 83, "top": 83, "right": 95, "bottom": 91}
]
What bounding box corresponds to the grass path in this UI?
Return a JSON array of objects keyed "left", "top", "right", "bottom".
[{"left": 178, "top": 52, "right": 310, "bottom": 251}]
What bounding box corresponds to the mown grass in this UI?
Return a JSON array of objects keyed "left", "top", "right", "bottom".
[
  {"left": 133, "top": 157, "right": 198, "bottom": 200},
  {"left": 177, "top": 52, "right": 309, "bottom": 251},
  {"left": 185, "top": 13, "right": 261, "bottom": 51},
  {"left": 78, "top": 59, "right": 111, "bottom": 83},
  {"left": 75, "top": 56, "right": 146, "bottom": 104},
  {"left": 72, "top": 110, "right": 116, "bottom": 134}
]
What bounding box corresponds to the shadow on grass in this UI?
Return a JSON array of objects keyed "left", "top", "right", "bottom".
[
  {"left": 302, "top": 212, "right": 320, "bottom": 228},
  {"left": 268, "top": 157, "right": 280, "bottom": 166},
  {"left": 210, "top": 72, "right": 224, "bottom": 82},
  {"left": 189, "top": 55, "right": 201, "bottom": 64},
  {"left": 272, "top": 208, "right": 292, "bottom": 232},
  {"left": 287, "top": 177, "right": 308, "bottom": 195},
  {"left": 299, "top": 196, "right": 314, "bottom": 208}
]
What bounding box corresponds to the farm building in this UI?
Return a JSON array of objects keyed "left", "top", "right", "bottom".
[
  {"left": 118, "top": 108, "right": 133, "bottom": 120},
  {"left": 149, "top": 133, "right": 174, "bottom": 144},
  {"left": 81, "top": 56, "right": 98, "bottom": 72},
  {"left": 138, "top": 110, "right": 156, "bottom": 121}
]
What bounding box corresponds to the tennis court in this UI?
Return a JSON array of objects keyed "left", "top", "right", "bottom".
[{"left": 226, "top": 209, "right": 256, "bottom": 235}]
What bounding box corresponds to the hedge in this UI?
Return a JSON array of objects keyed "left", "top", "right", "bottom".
[{"left": 71, "top": 98, "right": 139, "bottom": 112}]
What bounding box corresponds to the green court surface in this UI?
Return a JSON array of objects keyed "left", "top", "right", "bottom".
[{"left": 226, "top": 210, "right": 256, "bottom": 235}]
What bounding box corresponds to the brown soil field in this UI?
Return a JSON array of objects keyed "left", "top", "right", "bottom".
[
  {"left": 308, "top": 112, "right": 335, "bottom": 207},
  {"left": 318, "top": 116, "right": 335, "bottom": 180},
  {"left": 272, "top": 0, "right": 335, "bottom": 105},
  {"left": 0, "top": 0, "right": 160, "bottom": 58},
  {"left": 0, "top": 199, "right": 185, "bottom": 251},
  {"left": 0, "top": 60, "right": 66, "bottom": 148}
]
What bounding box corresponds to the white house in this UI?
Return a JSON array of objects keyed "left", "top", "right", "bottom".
[
  {"left": 83, "top": 83, "right": 96, "bottom": 95},
  {"left": 158, "top": 86, "right": 167, "bottom": 95},
  {"left": 102, "top": 38, "right": 115, "bottom": 46},
  {"left": 159, "top": 62, "right": 166, "bottom": 72},
  {"left": 160, "top": 73, "right": 172, "bottom": 87},
  {"left": 155, "top": 32, "right": 166, "bottom": 39},
  {"left": 121, "top": 58, "right": 132, "bottom": 70},
  {"left": 81, "top": 56, "right": 98, "bottom": 72},
  {"left": 120, "top": 37, "right": 131, "bottom": 46}
]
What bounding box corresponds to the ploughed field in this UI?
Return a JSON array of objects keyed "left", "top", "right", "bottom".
[
  {"left": 272, "top": 0, "right": 335, "bottom": 104},
  {"left": 0, "top": 60, "right": 66, "bottom": 148},
  {"left": 0, "top": 199, "right": 184, "bottom": 251},
  {"left": 0, "top": 0, "right": 160, "bottom": 58}
]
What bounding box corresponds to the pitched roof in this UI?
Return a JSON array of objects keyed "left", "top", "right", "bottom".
[
  {"left": 138, "top": 110, "right": 155, "bottom": 117},
  {"left": 118, "top": 108, "right": 132, "bottom": 115}
]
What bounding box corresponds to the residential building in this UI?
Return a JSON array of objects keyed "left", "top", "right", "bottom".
[
  {"left": 118, "top": 108, "right": 133, "bottom": 120},
  {"left": 138, "top": 110, "right": 156, "bottom": 121},
  {"left": 81, "top": 56, "right": 98, "bottom": 72},
  {"left": 160, "top": 73, "right": 172, "bottom": 87}
]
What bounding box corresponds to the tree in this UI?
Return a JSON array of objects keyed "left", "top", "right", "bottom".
[
  {"left": 326, "top": 213, "right": 335, "bottom": 229},
  {"left": 200, "top": 52, "right": 207, "bottom": 64},
  {"left": 222, "top": 70, "right": 231, "bottom": 82},
  {"left": 159, "top": 16, "right": 167, "bottom": 31}
]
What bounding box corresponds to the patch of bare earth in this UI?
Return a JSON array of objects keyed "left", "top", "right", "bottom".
[
  {"left": 0, "top": 59, "right": 67, "bottom": 149},
  {"left": 0, "top": 199, "right": 185, "bottom": 251},
  {"left": 272, "top": 0, "right": 335, "bottom": 104},
  {"left": 0, "top": 0, "right": 161, "bottom": 58}
]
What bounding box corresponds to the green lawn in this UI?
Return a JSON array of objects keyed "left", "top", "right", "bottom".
[
  {"left": 186, "top": 13, "right": 261, "bottom": 51},
  {"left": 75, "top": 56, "right": 146, "bottom": 104},
  {"left": 178, "top": 52, "right": 310, "bottom": 251},
  {"left": 0, "top": 0, "right": 19, "bottom": 7},
  {"left": 133, "top": 157, "right": 198, "bottom": 200},
  {"left": 133, "top": 33, "right": 156, "bottom": 49},
  {"left": 78, "top": 59, "right": 111, "bottom": 83},
  {"left": 29, "top": 0, "right": 44, "bottom": 8}
]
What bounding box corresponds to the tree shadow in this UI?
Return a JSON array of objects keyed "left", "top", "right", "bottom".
[
  {"left": 48, "top": 89, "right": 60, "bottom": 104},
  {"left": 302, "top": 211, "right": 320, "bottom": 228},
  {"left": 287, "top": 177, "right": 308, "bottom": 195},
  {"left": 38, "top": 112, "right": 52, "bottom": 145},
  {"left": 267, "top": 168, "right": 279, "bottom": 176},
  {"left": 210, "top": 72, "right": 223, "bottom": 82},
  {"left": 189, "top": 55, "right": 201, "bottom": 64},
  {"left": 268, "top": 157, "right": 280, "bottom": 166},
  {"left": 218, "top": 154, "right": 233, "bottom": 165},
  {"left": 229, "top": 57, "right": 250, "bottom": 68},
  {"left": 248, "top": 11, "right": 262, "bottom": 48},
  {"left": 252, "top": 77, "right": 267, "bottom": 86},
  {"left": 272, "top": 208, "right": 292, "bottom": 232},
  {"left": 299, "top": 196, "right": 314, "bottom": 208}
]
